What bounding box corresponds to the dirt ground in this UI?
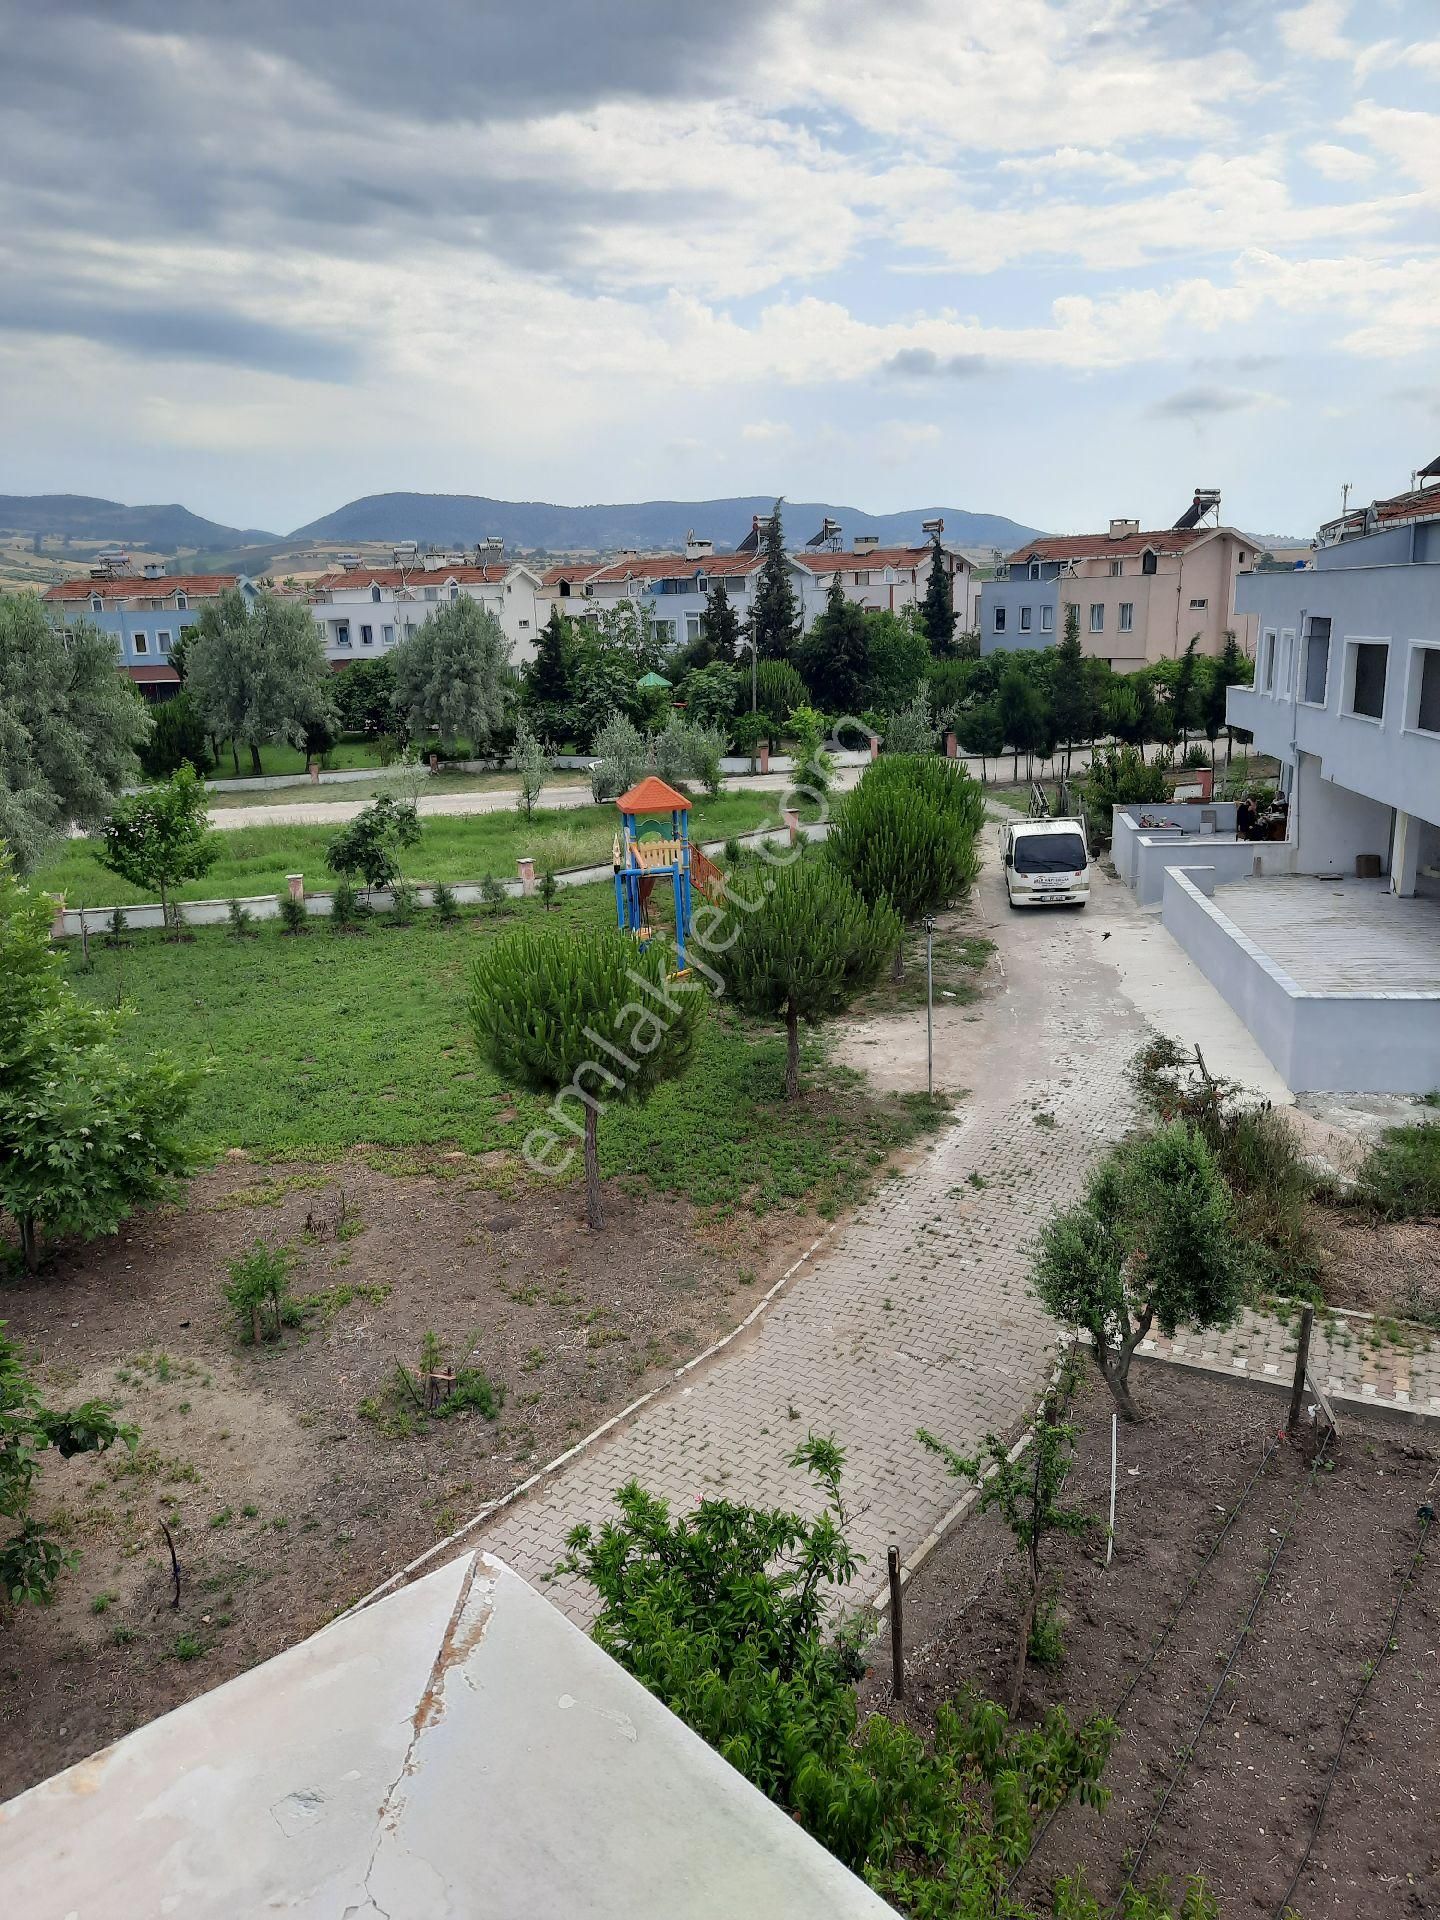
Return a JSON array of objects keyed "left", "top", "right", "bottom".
[
  {"left": 860, "top": 1365, "right": 1440, "bottom": 1920},
  {"left": 1317, "top": 1211, "right": 1440, "bottom": 1328},
  {"left": 0, "top": 1150, "right": 827, "bottom": 1799}
]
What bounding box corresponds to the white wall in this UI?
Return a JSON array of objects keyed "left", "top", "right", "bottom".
[{"left": 1291, "top": 750, "right": 1395, "bottom": 877}]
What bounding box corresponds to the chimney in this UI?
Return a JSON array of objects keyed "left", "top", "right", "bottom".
[
  {"left": 684, "top": 530, "right": 713, "bottom": 560},
  {"left": 1108, "top": 519, "right": 1139, "bottom": 541},
  {"left": 854, "top": 534, "right": 880, "bottom": 554},
  {"left": 142, "top": 562, "right": 165, "bottom": 579}
]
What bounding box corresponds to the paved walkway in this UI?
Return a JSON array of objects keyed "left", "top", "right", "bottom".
[{"left": 1141, "top": 1305, "right": 1440, "bottom": 1417}]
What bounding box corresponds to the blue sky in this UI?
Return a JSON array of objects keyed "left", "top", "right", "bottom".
[{"left": 0, "top": 0, "right": 1437, "bottom": 538}]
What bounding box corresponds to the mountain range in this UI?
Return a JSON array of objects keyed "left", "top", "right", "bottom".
[{"left": 0, "top": 494, "right": 275, "bottom": 552}]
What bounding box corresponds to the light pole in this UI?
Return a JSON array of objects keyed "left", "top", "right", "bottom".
[
  {"left": 923, "top": 914, "right": 936, "bottom": 1099},
  {"left": 740, "top": 634, "right": 758, "bottom": 712}
]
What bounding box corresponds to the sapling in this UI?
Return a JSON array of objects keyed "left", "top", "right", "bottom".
[
  {"left": 223, "top": 1240, "right": 298, "bottom": 1344},
  {"left": 431, "top": 880, "right": 459, "bottom": 922},
  {"left": 480, "top": 872, "right": 508, "bottom": 913},
  {"left": 226, "top": 898, "right": 253, "bottom": 938},
  {"left": 278, "top": 893, "right": 308, "bottom": 935},
  {"left": 538, "top": 866, "right": 559, "bottom": 911}
]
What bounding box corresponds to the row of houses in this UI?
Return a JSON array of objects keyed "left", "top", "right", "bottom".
[{"left": 41, "top": 519, "right": 980, "bottom": 698}]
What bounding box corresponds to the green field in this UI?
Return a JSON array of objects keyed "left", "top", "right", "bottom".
[
  {"left": 32, "top": 792, "right": 786, "bottom": 909},
  {"left": 63, "top": 886, "right": 942, "bottom": 1217}
]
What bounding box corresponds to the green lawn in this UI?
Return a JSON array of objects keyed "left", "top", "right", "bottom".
[
  {"left": 63, "top": 886, "right": 943, "bottom": 1217},
  {"left": 32, "top": 792, "right": 786, "bottom": 909}
]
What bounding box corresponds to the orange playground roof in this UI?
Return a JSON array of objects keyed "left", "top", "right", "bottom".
[{"left": 614, "top": 776, "right": 691, "bottom": 813}]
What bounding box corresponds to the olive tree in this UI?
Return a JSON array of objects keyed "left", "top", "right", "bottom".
[
  {"left": 391, "top": 596, "right": 511, "bottom": 752},
  {"left": 186, "top": 589, "right": 334, "bottom": 775},
  {"left": 468, "top": 926, "right": 701, "bottom": 1228}
]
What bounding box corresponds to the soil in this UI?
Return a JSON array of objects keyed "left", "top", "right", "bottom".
[
  {"left": 859, "top": 1365, "right": 1440, "bottom": 1920},
  {"left": 1315, "top": 1211, "right": 1440, "bottom": 1328},
  {"left": 0, "top": 1150, "right": 824, "bottom": 1799}
]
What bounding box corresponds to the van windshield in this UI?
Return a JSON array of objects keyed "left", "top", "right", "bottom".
[{"left": 1014, "top": 832, "right": 1086, "bottom": 875}]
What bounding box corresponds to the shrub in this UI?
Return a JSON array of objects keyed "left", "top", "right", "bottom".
[
  {"left": 1182, "top": 742, "right": 1211, "bottom": 768},
  {"left": 883, "top": 687, "right": 939, "bottom": 756},
  {"left": 1353, "top": 1121, "right": 1440, "bottom": 1221},
  {"left": 827, "top": 756, "right": 984, "bottom": 962},
  {"left": 104, "top": 906, "right": 129, "bottom": 947},
  {"left": 432, "top": 880, "right": 459, "bottom": 922},
  {"left": 681, "top": 661, "right": 739, "bottom": 731},
  {"left": 538, "top": 866, "right": 559, "bottom": 911},
  {"left": 755, "top": 658, "right": 807, "bottom": 733},
  {"left": 226, "top": 897, "right": 254, "bottom": 938},
  {"left": 325, "top": 794, "right": 421, "bottom": 896},
  {"left": 590, "top": 712, "right": 646, "bottom": 801},
  {"left": 388, "top": 878, "right": 418, "bottom": 924},
  {"left": 139, "top": 691, "right": 212, "bottom": 780},
  {"left": 1081, "top": 745, "right": 1168, "bottom": 843},
  {"left": 223, "top": 1240, "right": 299, "bottom": 1344},
  {"left": 278, "top": 893, "right": 308, "bottom": 935},
  {"left": 785, "top": 704, "right": 834, "bottom": 798},
  {"left": 480, "top": 872, "right": 509, "bottom": 912},
  {"left": 730, "top": 709, "right": 769, "bottom": 767},
  {"left": 329, "top": 876, "right": 367, "bottom": 931}
]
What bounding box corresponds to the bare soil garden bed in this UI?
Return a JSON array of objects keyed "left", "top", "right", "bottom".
[
  {"left": 861, "top": 1365, "right": 1439, "bottom": 1919},
  {"left": 0, "top": 1149, "right": 831, "bottom": 1798}
]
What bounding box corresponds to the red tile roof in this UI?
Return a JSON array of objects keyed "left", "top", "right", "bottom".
[
  {"left": 43, "top": 573, "right": 239, "bottom": 603},
  {"left": 1373, "top": 482, "right": 1440, "bottom": 525},
  {"left": 615, "top": 775, "right": 691, "bottom": 814},
  {"left": 584, "top": 552, "right": 762, "bottom": 586},
  {"left": 540, "top": 564, "right": 602, "bottom": 588},
  {"left": 123, "top": 665, "right": 181, "bottom": 684},
  {"left": 312, "top": 566, "right": 510, "bottom": 590},
  {"left": 1005, "top": 531, "right": 1206, "bottom": 564},
  {"left": 791, "top": 545, "right": 940, "bottom": 574}
]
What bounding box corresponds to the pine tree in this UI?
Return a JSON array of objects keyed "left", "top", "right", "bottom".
[
  {"left": 700, "top": 580, "right": 740, "bottom": 666},
  {"left": 1204, "top": 629, "right": 1249, "bottom": 763},
  {"left": 750, "top": 499, "right": 799, "bottom": 661},
  {"left": 525, "top": 606, "right": 578, "bottom": 733},
  {"left": 1050, "top": 603, "right": 1089, "bottom": 775},
  {"left": 1171, "top": 634, "right": 1200, "bottom": 748},
  {"left": 920, "top": 537, "right": 955, "bottom": 652},
  {"left": 708, "top": 861, "right": 897, "bottom": 1099},
  {"left": 798, "top": 573, "right": 869, "bottom": 712}
]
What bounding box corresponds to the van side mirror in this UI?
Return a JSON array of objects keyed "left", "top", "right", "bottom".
[{"left": 1004, "top": 851, "right": 1013, "bottom": 868}]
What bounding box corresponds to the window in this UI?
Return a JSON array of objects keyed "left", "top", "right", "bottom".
[
  {"left": 336, "top": 622, "right": 352, "bottom": 648},
  {"left": 1012, "top": 830, "right": 1087, "bottom": 875},
  {"left": 1027, "top": 561, "right": 1041, "bottom": 581},
  {"left": 360, "top": 624, "right": 373, "bottom": 646},
  {"left": 1344, "top": 639, "right": 1388, "bottom": 721},
  {"left": 518, "top": 619, "right": 530, "bottom": 630},
  {"left": 1089, "top": 604, "right": 1104, "bottom": 634},
  {"left": 371, "top": 585, "right": 382, "bottom": 603},
  {"left": 1040, "top": 604, "right": 1054, "bottom": 634},
  {"left": 148, "top": 597, "right": 162, "bottom": 610},
  {"left": 1411, "top": 646, "right": 1440, "bottom": 735},
  {"left": 1108, "top": 559, "right": 1123, "bottom": 577},
  {"left": 382, "top": 624, "right": 395, "bottom": 645},
  {"left": 559, "top": 580, "right": 572, "bottom": 597},
  {"left": 853, "top": 571, "right": 871, "bottom": 585},
  {"left": 685, "top": 614, "right": 702, "bottom": 644},
  {"left": 1189, "top": 597, "right": 1208, "bottom": 611},
  {"left": 404, "top": 620, "right": 415, "bottom": 637},
  {"left": 993, "top": 605, "right": 1006, "bottom": 633},
  {"left": 157, "top": 630, "right": 172, "bottom": 654},
  {"left": 176, "top": 593, "right": 187, "bottom": 610},
  {"left": 90, "top": 595, "right": 103, "bottom": 612},
  {"left": 1261, "top": 630, "right": 1276, "bottom": 692},
  {"left": 1141, "top": 550, "right": 1158, "bottom": 575},
  {"left": 1118, "top": 602, "right": 1134, "bottom": 633},
  {"left": 695, "top": 574, "right": 708, "bottom": 592},
  {"left": 422, "top": 585, "right": 438, "bottom": 602},
  {"left": 449, "top": 585, "right": 459, "bottom": 601},
  {"left": 132, "top": 631, "right": 148, "bottom": 655},
  {"left": 1019, "top": 606, "right": 1032, "bottom": 632},
  {"left": 1302, "top": 617, "right": 1330, "bottom": 706},
  {"left": 1277, "top": 629, "right": 1294, "bottom": 698}
]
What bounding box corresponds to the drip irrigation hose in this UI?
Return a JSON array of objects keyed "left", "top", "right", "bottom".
[
  {"left": 1000, "top": 1425, "right": 1286, "bottom": 1908},
  {"left": 1104, "top": 1427, "right": 1335, "bottom": 1919},
  {"left": 1269, "top": 1467, "right": 1438, "bottom": 1920}
]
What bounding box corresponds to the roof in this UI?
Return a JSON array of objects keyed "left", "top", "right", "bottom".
[
  {"left": 1372, "top": 480, "right": 1440, "bottom": 526},
  {"left": 616, "top": 775, "right": 691, "bottom": 813},
  {"left": 313, "top": 565, "right": 511, "bottom": 590},
  {"left": 42, "top": 573, "right": 239, "bottom": 603},
  {"left": 585, "top": 552, "right": 762, "bottom": 586},
  {"left": 636, "top": 671, "right": 672, "bottom": 689},
  {"left": 0, "top": 1553, "right": 892, "bottom": 1920},
  {"left": 790, "top": 545, "right": 947, "bottom": 575},
  {"left": 124, "top": 665, "right": 181, "bottom": 684},
  {"left": 540, "top": 563, "right": 603, "bottom": 587},
  {"left": 1006, "top": 530, "right": 1209, "bottom": 564}
]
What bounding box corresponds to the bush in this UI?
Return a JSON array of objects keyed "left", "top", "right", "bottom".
[
  {"left": 1182, "top": 742, "right": 1211, "bottom": 768},
  {"left": 432, "top": 880, "right": 459, "bottom": 922},
  {"left": 590, "top": 712, "right": 646, "bottom": 801},
  {"left": 278, "top": 893, "right": 308, "bottom": 935},
  {"left": 538, "top": 866, "right": 559, "bottom": 911},
  {"left": 681, "top": 661, "right": 739, "bottom": 731},
  {"left": 330, "top": 875, "right": 367, "bottom": 931},
  {"left": 479, "top": 872, "right": 509, "bottom": 912},
  {"left": 1081, "top": 745, "right": 1168, "bottom": 842},
  {"left": 226, "top": 897, "right": 254, "bottom": 938},
  {"left": 224, "top": 1240, "right": 299, "bottom": 1344},
  {"left": 389, "top": 878, "right": 418, "bottom": 924},
  {"left": 104, "top": 906, "right": 129, "bottom": 947},
  {"left": 755, "top": 658, "right": 807, "bottom": 733},
  {"left": 827, "top": 756, "right": 984, "bottom": 945},
  {"left": 139, "top": 692, "right": 212, "bottom": 780},
  {"left": 1353, "top": 1121, "right": 1440, "bottom": 1221},
  {"left": 882, "top": 687, "right": 939, "bottom": 756}
]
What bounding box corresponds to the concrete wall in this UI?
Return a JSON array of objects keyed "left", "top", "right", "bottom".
[
  {"left": 1112, "top": 802, "right": 1238, "bottom": 889},
  {"left": 1291, "top": 749, "right": 1395, "bottom": 877},
  {"left": 1161, "top": 868, "right": 1440, "bottom": 1093},
  {"left": 1131, "top": 831, "right": 1286, "bottom": 906}
]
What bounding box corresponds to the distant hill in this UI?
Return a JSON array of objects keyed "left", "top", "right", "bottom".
[
  {"left": 287, "top": 492, "right": 1042, "bottom": 554},
  {"left": 0, "top": 494, "right": 275, "bottom": 555}
]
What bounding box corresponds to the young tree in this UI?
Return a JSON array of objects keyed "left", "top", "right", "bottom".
[
  {"left": 680, "top": 661, "right": 739, "bottom": 732},
  {"left": 0, "top": 860, "right": 197, "bottom": 1272},
  {"left": 749, "top": 499, "right": 799, "bottom": 661},
  {"left": 709, "top": 860, "right": 898, "bottom": 1098},
  {"left": 96, "top": 763, "right": 218, "bottom": 934},
  {"left": 1050, "top": 603, "right": 1089, "bottom": 774},
  {"left": 798, "top": 574, "right": 869, "bottom": 713},
  {"left": 883, "top": 687, "right": 939, "bottom": 755},
  {"left": 1031, "top": 1121, "right": 1249, "bottom": 1421},
  {"left": 996, "top": 663, "right": 1047, "bottom": 780},
  {"left": 920, "top": 537, "right": 956, "bottom": 652},
  {"left": 1171, "top": 634, "right": 1200, "bottom": 747},
  {"left": 0, "top": 593, "right": 151, "bottom": 874},
  {"left": 589, "top": 712, "right": 646, "bottom": 800},
  {"left": 700, "top": 578, "right": 741, "bottom": 666},
  {"left": 957, "top": 699, "right": 1004, "bottom": 782},
  {"left": 1204, "top": 629, "right": 1250, "bottom": 763},
  {"left": 138, "top": 691, "right": 212, "bottom": 780},
  {"left": 390, "top": 596, "right": 511, "bottom": 752},
  {"left": 325, "top": 794, "right": 421, "bottom": 896},
  {"left": 334, "top": 655, "right": 397, "bottom": 736},
  {"left": 2, "top": 1324, "right": 136, "bottom": 1607},
  {"left": 524, "top": 606, "right": 579, "bottom": 738},
  {"left": 864, "top": 608, "right": 931, "bottom": 714},
  {"left": 513, "top": 717, "right": 551, "bottom": 818},
  {"left": 468, "top": 926, "right": 702, "bottom": 1227},
  {"left": 186, "top": 589, "right": 334, "bottom": 775}
]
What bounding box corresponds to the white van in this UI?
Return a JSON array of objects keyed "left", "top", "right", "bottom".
[{"left": 1002, "top": 817, "right": 1090, "bottom": 908}]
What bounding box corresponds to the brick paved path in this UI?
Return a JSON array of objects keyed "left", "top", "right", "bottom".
[
  {"left": 477, "top": 838, "right": 1146, "bottom": 1619},
  {"left": 1140, "top": 1305, "right": 1440, "bottom": 1418}
]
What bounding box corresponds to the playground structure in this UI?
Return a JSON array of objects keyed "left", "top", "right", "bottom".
[{"left": 612, "top": 776, "right": 723, "bottom": 972}]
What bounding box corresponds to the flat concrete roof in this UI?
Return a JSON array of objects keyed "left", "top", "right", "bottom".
[
  {"left": 1212, "top": 876, "right": 1440, "bottom": 994},
  {"left": 0, "top": 1552, "right": 895, "bottom": 1920}
]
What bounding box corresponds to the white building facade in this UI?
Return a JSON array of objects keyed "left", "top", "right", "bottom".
[{"left": 308, "top": 563, "right": 543, "bottom": 669}]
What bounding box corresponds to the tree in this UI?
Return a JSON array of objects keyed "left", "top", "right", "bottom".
[
  {"left": 2, "top": 1323, "right": 136, "bottom": 1606},
  {"left": 754, "top": 659, "right": 808, "bottom": 737},
  {"left": 390, "top": 596, "right": 511, "bottom": 752},
  {"left": 96, "top": 764, "right": 217, "bottom": 934},
  {"left": 749, "top": 499, "right": 799, "bottom": 661},
  {"left": 0, "top": 859, "right": 197, "bottom": 1272},
  {"left": 680, "top": 661, "right": 739, "bottom": 732},
  {"left": 0, "top": 593, "right": 151, "bottom": 874},
  {"left": 1031, "top": 1122, "right": 1249, "bottom": 1421},
  {"left": 513, "top": 717, "right": 551, "bottom": 818},
  {"left": 1171, "top": 634, "right": 1200, "bottom": 747},
  {"left": 798, "top": 574, "right": 869, "bottom": 713},
  {"left": 334, "top": 655, "right": 397, "bottom": 736},
  {"left": 864, "top": 608, "right": 931, "bottom": 713},
  {"left": 325, "top": 794, "right": 421, "bottom": 895},
  {"left": 920, "top": 537, "right": 956, "bottom": 651},
  {"left": 186, "top": 589, "right": 334, "bottom": 776},
  {"left": 709, "top": 860, "right": 897, "bottom": 1098},
  {"left": 468, "top": 926, "right": 702, "bottom": 1227},
  {"left": 524, "top": 606, "right": 579, "bottom": 738},
  {"left": 1081, "top": 744, "right": 1168, "bottom": 840},
  {"left": 700, "top": 579, "right": 741, "bottom": 666},
  {"left": 1204, "top": 630, "right": 1250, "bottom": 763},
  {"left": 957, "top": 699, "right": 1004, "bottom": 781},
  {"left": 1050, "top": 604, "right": 1089, "bottom": 774},
  {"left": 574, "top": 643, "right": 638, "bottom": 749},
  {"left": 996, "top": 663, "right": 1047, "bottom": 780},
  {"left": 138, "top": 691, "right": 211, "bottom": 780},
  {"left": 589, "top": 712, "right": 646, "bottom": 800}
]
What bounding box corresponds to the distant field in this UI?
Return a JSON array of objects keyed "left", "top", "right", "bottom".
[{"left": 31, "top": 790, "right": 786, "bottom": 907}]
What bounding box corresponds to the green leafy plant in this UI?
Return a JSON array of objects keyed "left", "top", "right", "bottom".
[
  {"left": 431, "top": 880, "right": 459, "bottom": 922},
  {"left": 278, "top": 892, "right": 308, "bottom": 934},
  {"left": 1352, "top": 1120, "right": 1440, "bottom": 1221},
  {"left": 326, "top": 793, "right": 421, "bottom": 897},
  {"left": 785, "top": 704, "right": 834, "bottom": 798},
  {"left": 226, "top": 897, "right": 254, "bottom": 938},
  {"left": 480, "top": 872, "right": 509, "bottom": 912},
  {"left": 360, "top": 1331, "right": 505, "bottom": 1437},
  {"left": 329, "top": 875, "right": 367, "bottom": 931},
  {"left": 104, "top": 905, "right": 130, "bottom": 947},
  {"left": 388, "top": 878, "right": 418, "bottom": 924},
  {"left": 1082, "top": 744, "right": 1169, "bottom": 843},
  {"left": 96, "top": 763, "right": 217, "bottom": 936},
  {"left": 513, "top": 717, "right": 551, "bottom": 819},
  {"left": 223, "top": 1239, "right": 300, "bottom": 1344},
  {"left": 538, "top": 866, "right": 559, "bottom": 911}
]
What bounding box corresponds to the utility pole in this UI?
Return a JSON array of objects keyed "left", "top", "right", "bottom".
[{"left": 924, "top": 915, "right": 936, "bottom": 1098}]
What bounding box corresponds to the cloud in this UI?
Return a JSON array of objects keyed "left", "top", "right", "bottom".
[
  {"left": 1149, "top": 385, "right": 1282, "bottom": 419},
  {"left": 740, "top": 420, "right": 793, "bottom": 442},
  {"left": 1305, "top": 142, "right": 1375, "bottom": 183},
  {"left": 884, "top": 348, "right": 990, "bottom": 379}
]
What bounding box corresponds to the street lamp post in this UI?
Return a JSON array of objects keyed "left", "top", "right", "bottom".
[{"left": 924, "top": 914, "right": 936, "bottom": 1099}]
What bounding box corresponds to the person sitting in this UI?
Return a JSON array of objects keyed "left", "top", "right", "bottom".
[{"left": 1236, "top": 798, "right": 1255, "bottom": 840}]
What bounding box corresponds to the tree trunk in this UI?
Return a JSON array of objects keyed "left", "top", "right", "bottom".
[
  {"left": 1012, "top": 749, "right": 1020, "bottom": 779},
  {"left": 891, "top": 937, "right": 904, "bottom": 983},
  {"left": 231, "top": 740, "right": 240, "bottom": 776},
  {"left": 159, "top": 882, "right": 171, "bottom": 939},
  {"left": 784, "top": 1004, "right": 801, "bottom": 1100},
  {"left": 249, "top": 740, "right": 264, "bottom": 776},
  {"left": 583, "top": 1103, "right": 602, "bottom": 1229},
  {"left": 250, "top": 1305, "right": 262, "bottom": 1345},
  {"left": 19, "top": 1216, "right": 39, "bottom": 1273}
]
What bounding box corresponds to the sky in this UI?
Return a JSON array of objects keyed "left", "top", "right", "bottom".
[{"left": 1, "top": 0, "right": 1438, "bottom": 540}]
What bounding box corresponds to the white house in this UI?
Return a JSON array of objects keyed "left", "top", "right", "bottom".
[
  {"left": 574, "top": 547, "right": 766, "bottom": 649},
  {"left": 308, "top": 561, "right": 543, "bottom": 669},
  {"left": 791, "top": 539, "right": 977, "bottom": 636}
]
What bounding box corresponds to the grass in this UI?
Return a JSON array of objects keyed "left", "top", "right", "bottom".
[
  {"left": 1352, "top": 1121, "right": 1440, "bottom": 1221},
  {"left": 62, "top": 884, "right": 946, "bottom": 1216},
  {"left": 32, "top": 791, "right": 785, "bottom": 909},
  {"left": 205, "top": 767, "right": 593, "bottom": 809},
  {"left": 853, "top": 924, "right": 994, "bottom": 1014}
]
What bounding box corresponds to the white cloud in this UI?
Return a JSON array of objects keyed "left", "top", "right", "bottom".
[
  {"left": 1305, "top": 142, "right": 1376, "bottom": 183},
  {"left": 741, "top": 420, "right": 794, "bottom": 442}
]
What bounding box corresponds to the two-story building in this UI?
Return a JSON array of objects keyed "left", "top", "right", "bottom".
[
  {"left": 42, "top": 567, "right": 257, "bottom": 700},
  {"left": 570, "top": 546, "right": 766, "bottom": 650},
  {"left": 308, "top": 560, "right": 543, "bottom": 670},
  {"left": 980, "top": 495, "right": 1259, "bottom": 671},
  {"left": 791, "top": 538, "right": 978, "bottom": 636}
]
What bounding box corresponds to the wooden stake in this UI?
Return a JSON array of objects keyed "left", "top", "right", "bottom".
[
  {"left": 887, "top": 1546, "right": 905, "bottom": 1702},
  {"left": 1288, "top": 1304, "right": 1315, "bottom": 1433}
]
